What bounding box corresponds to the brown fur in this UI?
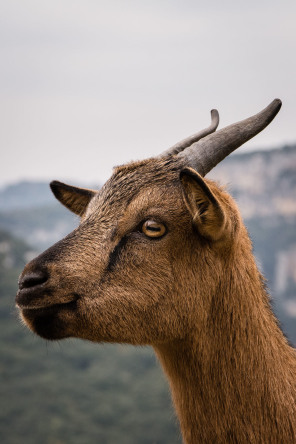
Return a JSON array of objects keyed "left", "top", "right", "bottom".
[{"left": 16, "top": 155, "right": 296, "bottom": 443}]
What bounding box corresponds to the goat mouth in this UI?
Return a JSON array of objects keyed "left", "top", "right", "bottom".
[
  {"left": 17, "top": 293, "right": 80, "bottom": 313},
  {"left": 19, "top": 296, "right": 80, "bottom": 341}
]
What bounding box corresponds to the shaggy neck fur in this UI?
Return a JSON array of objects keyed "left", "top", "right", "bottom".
[{"left": 155, "top": 235, "right": 296, "bottom": 444}]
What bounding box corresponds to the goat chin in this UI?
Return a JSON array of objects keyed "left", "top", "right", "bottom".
[{"left": 20, "top": 303, "right": 76, "bottom": 340}]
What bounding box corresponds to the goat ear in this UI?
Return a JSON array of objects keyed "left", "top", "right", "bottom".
[
  {"left": 50, "top": 181, "right": 97, "bottom": 216},
  {"left": 180, "top": 167, "right": 225, "bottom": 241}
]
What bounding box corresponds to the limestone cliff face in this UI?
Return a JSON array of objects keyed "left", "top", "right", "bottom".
[{"left": 210, "top": 145, "right": 296, "bottom": 219}]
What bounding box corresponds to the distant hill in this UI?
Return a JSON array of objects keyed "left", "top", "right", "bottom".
[
  {"left": 0, "top": 181, "right": 53, "bottom": 211},
  {"left": 0, "top": 179, "right": 99, "bottom": 212}
]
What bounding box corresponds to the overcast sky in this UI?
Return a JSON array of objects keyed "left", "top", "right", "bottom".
[{"left": 1, "top": 0, "right": 295, "bottom": 188}]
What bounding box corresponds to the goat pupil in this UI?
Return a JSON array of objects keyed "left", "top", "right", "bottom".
[{"left": 148, "top": 226, "right": 160, "bottom": 232}]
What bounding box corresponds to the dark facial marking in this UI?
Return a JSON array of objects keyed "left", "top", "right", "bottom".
[{"left": 106, "top": 236, "right": 129, "bottom": 272}]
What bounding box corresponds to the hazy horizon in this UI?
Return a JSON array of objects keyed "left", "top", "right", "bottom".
[{"left": 1, "top": 142, "right": 294, "bottom": 192}]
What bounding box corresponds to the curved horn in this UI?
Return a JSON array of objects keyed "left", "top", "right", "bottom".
[
  {"left": 178, "top": 99, "right": 282, "bottom": 176},
  {"left": 159, "top": 109, "right": 219, "bottom": 157}
]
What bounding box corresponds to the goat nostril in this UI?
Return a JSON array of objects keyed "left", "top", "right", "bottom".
[{"left": 19, "top": 270, "right": 48, "bottom": 290}]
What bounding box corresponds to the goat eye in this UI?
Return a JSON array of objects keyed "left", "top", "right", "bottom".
[{"left": 141, "top": 220, "right": 167, "bottom": 238}]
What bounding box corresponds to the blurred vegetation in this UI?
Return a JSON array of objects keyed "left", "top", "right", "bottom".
[{"left": 0, "top": 231, "right": 181, "bottom": 444}]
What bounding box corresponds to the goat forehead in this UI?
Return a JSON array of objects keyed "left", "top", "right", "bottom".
[{"left": 88, "top": 157, "right": 183, "bottom": 216}]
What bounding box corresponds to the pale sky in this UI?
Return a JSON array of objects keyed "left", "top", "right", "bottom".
[{"left": 1, "top": 0, "right": 295, "bottom": 188}]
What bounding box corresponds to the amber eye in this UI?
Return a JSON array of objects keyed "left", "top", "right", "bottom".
[{"left": 141, "top": 220, "right": 167, "bottom": 238}]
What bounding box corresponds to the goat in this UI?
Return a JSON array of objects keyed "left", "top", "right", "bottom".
[{"left": 16, "top": 99, "right": 296, "bottom": 444}]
